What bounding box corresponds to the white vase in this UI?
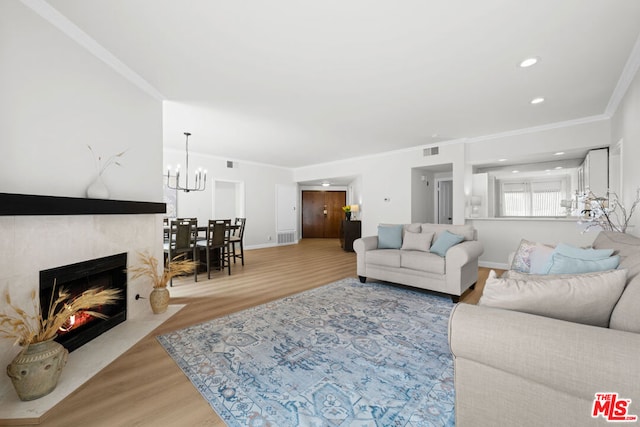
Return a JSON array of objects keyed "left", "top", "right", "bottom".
[{"left": 86, "top": 174, "right": 110, "bottom": 199}]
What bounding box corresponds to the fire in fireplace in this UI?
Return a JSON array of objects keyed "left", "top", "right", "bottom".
[{"left": 39, "top": 253, "right": 127, "bottom": 352}]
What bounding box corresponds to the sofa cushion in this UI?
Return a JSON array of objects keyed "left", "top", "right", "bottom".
[
  {"left": 529, "top": 244, "right": 555, "bottom": 274},
  {"left": 610, "top": 274, "right": 640, "bottom": 333},
  {"left": 404, "top": 223, "right": 422, "bottom": 234},
  {"left": 401, "top": 231, "right": 434, "bottom": 252},
  {"left": 366, "top": 249, "right": 401, "bottom": 268},
  {"left": 593, "top": 231, "right": 640, "bottom": 281},
  {"left": 478, "top": 269, "right": 627, "bottom": 327},
  {"left": 400, "top": 251, "right": 445, "bottom": 274},
  {"left": 510, "top": 239, "right": 539, "bottom": 273},
  {"left": 421, "top": 223, "right": 475, "bottom": 241},
  {"left": 554, "top": 242, "right": 614, "bottom": 260},
  {"left": 546, "top": 253, "right": 620, "bottom": 274},
  {"left": 377, "top": 225, "right": 403, "bottom": 249},
  {"left": 430, "top": 230, "right": 464, "bottom": 257}
]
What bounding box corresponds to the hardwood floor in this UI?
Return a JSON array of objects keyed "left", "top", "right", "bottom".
[{"left": 36, "top": 239, "right": 493, "bottom": 427}]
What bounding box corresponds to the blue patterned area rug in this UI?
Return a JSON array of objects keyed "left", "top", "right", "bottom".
[{"left": 157, "top": 278, "right": 456, "bottom": 426}]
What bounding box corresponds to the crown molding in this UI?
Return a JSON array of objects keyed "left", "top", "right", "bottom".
[
  {"left": 606, "top": 33, "right": 640, "bottom": 116},
  {"left": 21, "top": 0, "right": 165, "bottom": 101}
]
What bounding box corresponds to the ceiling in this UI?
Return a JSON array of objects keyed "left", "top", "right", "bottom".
[{"left": 45, "top": 0, "right": 640, "bottom": 168}]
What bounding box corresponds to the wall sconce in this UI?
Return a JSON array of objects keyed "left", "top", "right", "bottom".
[
  {"left": 350, "top": 204, "right": 360, "bottom": 220},
  {"left": 470, "top": 196, "right": 482, "bottom": 218}
]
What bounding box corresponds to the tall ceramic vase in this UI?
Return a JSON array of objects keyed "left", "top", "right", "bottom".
[
  {"left": 149, "top": 288, "right": 170, "bottom": 314},
  {"left": 86, "top": 174, "right": 110, "bottom": 199},
  {"left": 6, "top": 338, "right": 68, "bottom": 401}
]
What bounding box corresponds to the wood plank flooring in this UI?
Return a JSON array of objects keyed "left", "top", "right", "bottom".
[{"left": 34, "top": 239, "right": 493, "bottom": 427}]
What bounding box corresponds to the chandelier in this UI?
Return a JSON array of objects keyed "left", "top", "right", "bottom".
[{"left": 166, "top": 132, "right": 207, "bottom": 192}]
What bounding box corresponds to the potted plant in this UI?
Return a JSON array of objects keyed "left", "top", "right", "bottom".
[
  {"left": 0, "top": 286, "right": 120, "bottom": 401},
  {"left": 128, "top": 252, "right": 196, "bottom": 314}
]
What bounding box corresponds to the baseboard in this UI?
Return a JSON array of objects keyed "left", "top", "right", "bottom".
[
  {"left": 479, "top": 261, "right": 509, "bottom": 270},
  {"left": 246, "top": 240, "right": 299, "bottom": 250}
]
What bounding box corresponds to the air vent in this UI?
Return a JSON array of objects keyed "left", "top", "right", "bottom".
[
  {"left": 423, "top": 147, "right": 439, "bottom": 156},
  {"left": 277, "top": 231, "right": 295, "bottom": 244},
  {"left": 226, "top": 161, "right": 234, "bottom": 168}
]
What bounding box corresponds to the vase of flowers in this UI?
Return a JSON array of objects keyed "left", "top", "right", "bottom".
[
  {"left": 342, "top": 205, "right": 352, "bottom": 220},
  {"left": 1, "top": 286, "right": 120, "bottom": 400},
  {"left": 128, "top": 252, "right": 196, "bottom": 314},
  {"left": 577, "top": 188, "right": 640, "bottom": 233}
]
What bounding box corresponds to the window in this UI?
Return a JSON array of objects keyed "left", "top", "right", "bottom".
[{"left": 499, "top": 177, "right": 568, "bottom": 217}]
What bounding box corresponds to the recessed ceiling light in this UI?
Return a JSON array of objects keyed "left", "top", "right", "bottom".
[
  {"left": 554, "top": 152, "right": 565, "bottom": 156},
  {"left": 512, "top": 170, "right": 519, "bottom": 174},
  {"left": 531, "top": 97, "right": 545, "bottom": 105},
  {"left": 498, "top": 158, "right": 507, "bottom": 162},
  {"left": 554, "top": 166, "right": 563, "bottom": 170},
  {"left": 519, "top": 57, "right": 539, "bottom": 68},
  {"left": 321, "top": 182, "right": 330, "bottom": 187}
]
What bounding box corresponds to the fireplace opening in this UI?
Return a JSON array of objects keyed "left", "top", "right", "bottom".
[{"left": 39, "top": 253, "right": 127, "bottom": 352}]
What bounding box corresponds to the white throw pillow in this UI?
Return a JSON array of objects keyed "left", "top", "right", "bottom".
[
  {"left": 401, "top": 231, "right": 434, "bottom": 252},
  {"left": 478, "top": 269, "right": 627, "bottom": 327}
]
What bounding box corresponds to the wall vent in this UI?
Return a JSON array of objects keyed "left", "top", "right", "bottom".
[
  {"left": 226, "top": 160, "right": 234, "bottom": 168},
  {"left": 423, "top": 146, "right": 439, "bottom": 156},
  {"left": 277, "top": 231, "right": 296, "bottom": 244}
]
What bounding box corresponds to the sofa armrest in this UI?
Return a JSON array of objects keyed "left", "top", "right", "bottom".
[
  {"left": 353, "top": 236, "right": 378, "bottom": 254},
  {"left": 445, "top": 240, "right": 484, "bottom": 269},
  {"left": 449, "top": 303, "right": 640, "bottom": 402}
]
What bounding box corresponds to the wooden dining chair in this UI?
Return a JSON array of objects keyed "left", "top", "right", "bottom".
[
  {"left": 196, "top": 219, "right": 232, "bottom": 278},
  {"left": 163, "top": 219, "right": 198, "bottom": 285},
  {"left": 229, "top": 217, "right": 246, "bottom": 266}
]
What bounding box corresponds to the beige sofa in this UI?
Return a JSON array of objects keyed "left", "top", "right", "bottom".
[
  {"left": 353, "top": 223, "right": 484, "bottom": 299},
  {"left": 449, "top": 231, "right": 640, "bottom": 426}
]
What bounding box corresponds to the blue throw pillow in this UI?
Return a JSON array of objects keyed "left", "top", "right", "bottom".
[
  {"left": 430, "top": 230, "right": 464, "bottom": 257},
  {"left": 554, "top": 243, "right": 614, "bottom": 261},
  {"left": 378, "top": 225, "right": 403, "bottom": 249},
  {"left": 547, "top": 253, "right": 620, "bottom": 274}
]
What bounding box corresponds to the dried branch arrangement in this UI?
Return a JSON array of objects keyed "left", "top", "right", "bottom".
[
  {"left": 128, "top": 251, "right": 196, "bottom": 289},
  {"left": 0, "top": 286, "right": 121, "bottom": 347}
]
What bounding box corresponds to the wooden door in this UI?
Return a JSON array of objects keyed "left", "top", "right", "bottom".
[
  {"left": 302, "top": 191, "right": 325, "bottom": 238},
  {"left": 302, "top": 191, "right": 346, "bottom": 238}
]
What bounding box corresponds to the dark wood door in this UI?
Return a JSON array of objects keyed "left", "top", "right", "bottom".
[{"left": 302, "top": 191, "right": 346, "bottom": 238}]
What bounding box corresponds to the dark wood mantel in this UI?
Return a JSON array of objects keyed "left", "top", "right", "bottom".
[{"left": 0, "top": 192, "right": 165, "bottom": 216}]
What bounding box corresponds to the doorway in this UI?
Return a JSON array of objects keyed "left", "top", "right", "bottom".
[
  {"left": 437, "top": 179, "right": 453, "bottom": 224},
  {"left": 302, "top": 191, "right": 346, "bottom": 238},
  {"left": 214, "top": 180, "right": 245, "bottom": 219}
]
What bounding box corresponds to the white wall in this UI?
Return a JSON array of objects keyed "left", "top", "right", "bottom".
[
  {"left": 467, "top": 218, "right": 597, "bottom": 269},
  {"left": 163, "top": 148, "right": 294, "bottom": 247},
  {"left": 294, "top": 143, "right": 467, "bottom": 237},
  {"left": 611, "top": 65, "right": 640, "bottom": 236},
  {"left": 0, "top": 1, "right": 164, "bottom": 384},
  {"left": 0, "top": 2, "right": 162, "bottom": 202}
]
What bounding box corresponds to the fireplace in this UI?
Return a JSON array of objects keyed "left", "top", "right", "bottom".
[{"left": 39, "top": 253, "right": 127, "bottom": 352}]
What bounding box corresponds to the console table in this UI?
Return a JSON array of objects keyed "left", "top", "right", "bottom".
[{"left": 340, "top": 220, "right": 361, "bottom": 252}]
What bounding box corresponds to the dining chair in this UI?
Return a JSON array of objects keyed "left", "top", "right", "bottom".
[
  {"left": 196, "top": 219, "right": 232, "bottom": 278},
  {"left": 163, "top": 219, "right": 198, "bottom": 285},
  {"left": 229, "top": 217, "right": 246, "bottom": 266}
]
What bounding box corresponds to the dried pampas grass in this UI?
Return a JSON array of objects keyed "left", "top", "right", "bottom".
[
  {"left": 0, "top": 286, "right": 121, "bottom": 347},
  {"left": 128, "top": 251, "right": 196, "bottom": 289}
]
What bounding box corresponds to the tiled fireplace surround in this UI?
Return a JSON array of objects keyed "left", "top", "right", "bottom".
[{"left": 0, "top": 202, "right": 181, "bottom": 422}]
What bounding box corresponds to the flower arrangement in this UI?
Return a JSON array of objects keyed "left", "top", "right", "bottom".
[
  {"left": 342, "top": 205, "right": 351, "bottom": 213},
  {"left": 577, "top": 188, "right": 640, "bottom": 233},
  {"left": 0, "top": 286, "right": 121, "bottom": 347},
  {"left": 128, "top": 252, "right": 196, "bottom": 288},
  {"left": 87, "top": 145, "right": 126, "bottom": 176}
]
